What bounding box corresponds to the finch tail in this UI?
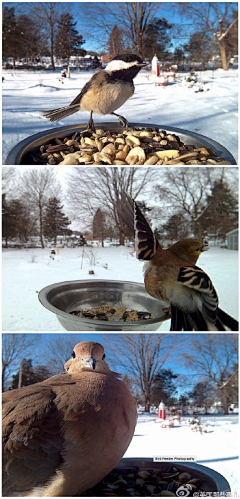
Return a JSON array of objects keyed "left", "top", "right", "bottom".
[
  {"left": 216, "top": 308, "right": 239, "bottom": 331},
  {"left": 170, "top": 304, "right": 209, "bottom": 331},
  {"left": 42, "top": 103, "right": 80, "bottom": 122},
  {"left": 118, "top": 191, "right": 160, "bottom": 260}
]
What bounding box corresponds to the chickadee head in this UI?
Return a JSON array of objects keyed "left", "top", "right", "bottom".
[{"left": 105, "top": 53, "right": 146, "bottom": 81}]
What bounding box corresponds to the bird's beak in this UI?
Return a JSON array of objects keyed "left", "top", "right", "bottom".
[
  {"left": 138, "top": 62, "right": 147, "bottom": 67},
  {"left": 201, "top": 245, "right": 209, "bottom": 252},
  {"left": 84, "top": 358, "right": 97, "bottom": 369}
]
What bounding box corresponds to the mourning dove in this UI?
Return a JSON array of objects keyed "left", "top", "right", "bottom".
[
  {"left": 2, "top": 341, "right": 137, "bottom": 497},
  {"left": 118, "top": 192, "right": 238, "bottom": 331}
]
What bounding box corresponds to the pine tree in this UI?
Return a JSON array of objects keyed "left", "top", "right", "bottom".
[
  {"left": 43, "top": 197, "right": 72, "bottom": 244},
  {"left": 93, "top": 208, "right": 106, "bottom": 247},
  {"left": 144, "top": 18, "right": 173, "bottom": 60},
  {"left": 54, "top": 13, "right": 85, "bottom": 67},
  {"left": 198, "top": 178, "right": 238, "bottom": 241},
  {"left": 108, "top": 25, "right": 125, "bottom": 59},
  {"left": 2, "top": 7, "right": 19, "bottom": 68},
  {"left": 2, "top": 195, "right": 35, "bottom": 247}
]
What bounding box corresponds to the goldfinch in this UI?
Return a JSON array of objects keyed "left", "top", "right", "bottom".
[{"left": 118, "top": 192, "right": 238, "bottom": 331}]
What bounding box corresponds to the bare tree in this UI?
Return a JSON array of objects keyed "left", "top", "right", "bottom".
[
  {"left": 2, "top": 167, "right": 17, "bottom": 195},
  {"left": 2, "top": 334, "right": 39, "bottom": 391},
  {"left": 41, "top": 334, "right": 82, "bottom": 375},
  {"left": 80, "top": 2, "right": 162, "bottom": 56},
  {"left": 105, "top": 334, "right": 177, "bottom": 411},
  {"left": 181, "top": 334, "right": 238, "bottom": 414},
  {"left": 66, "top": 167, "right": 157, "bottom": 245},
  {"left": 30, "top": 3, "right": 67, "bottom": 70},
  {"left": 18, "top": 168, "right": 59, "bottom": 248},
  {"left": 179, "top": 3, "right": 238, "bottom": 70},
  {"left": 154, "top": 167, "right": 215, "bottom": 242}
]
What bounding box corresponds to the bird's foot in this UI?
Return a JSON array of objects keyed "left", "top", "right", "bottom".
[
  {"left": 162, "top": 306, "right": 171, "bottom": 315},
  {"left": 118, "top": 115, "right": 130, "bottom": 128},
  {"left": 87, "top": 117, "right": 96, "bottom": 133}
]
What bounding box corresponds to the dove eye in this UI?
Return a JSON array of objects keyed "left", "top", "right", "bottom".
[
  {"left": 72, "top": 351, "right": 76, "bottom": 358},
  {"left": 102, "top": 354, "right": 106, "bottom": 360}
]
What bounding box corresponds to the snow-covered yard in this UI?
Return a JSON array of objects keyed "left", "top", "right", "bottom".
[
  {"left": 124, "top": 413, "right": 239, "bottom": 494},
  {"left": 2, "top": 68, "right": 238, "bottom": 163},
  {"left": 2, "top": 245, "right": 238, "bottom": 331}
]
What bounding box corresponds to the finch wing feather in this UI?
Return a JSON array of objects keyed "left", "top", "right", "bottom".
[
  {"left": 118, "top": 191, "right": 159, "bottom": 260},
  {"left": 178, "top": 266, "right": 219, "bottom": 324}
]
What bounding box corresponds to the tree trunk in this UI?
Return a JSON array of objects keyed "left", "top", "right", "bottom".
[
  {"left": 50, "top": 24, "right": 55, "bottom": 71},
  {"left": 145, "top": 392, "right": 151, "bottom": 412},
  {"left": 221, "top": 390, "right": 229, "bottom": 414},
  {"left": 219, "top": 43, "right": 228, "bottom": 71},
  {"left": 119, "top": 227, "right": 125, "bottom": 246},
  {"left": 39, "top": 205, "right": 45, "bottom": 249}
]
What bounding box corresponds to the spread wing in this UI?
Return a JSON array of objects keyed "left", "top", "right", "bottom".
[
  {"left": 178, "top": 265, "right": 219, "bottom": 325},
  {"left": 118, "top": 191, "right": 159, "bottom": 260},
  {"left": 2, "top": 381, "right": 65, "bottom": 495}
]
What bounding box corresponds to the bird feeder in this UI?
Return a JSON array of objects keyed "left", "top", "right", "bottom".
[{"left": 158, "top": 401, "right": 166, "bottom": 419}]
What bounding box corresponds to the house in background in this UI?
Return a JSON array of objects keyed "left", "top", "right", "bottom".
[{"left": 226, "top": 228, "right": 238, "bottom": 250}]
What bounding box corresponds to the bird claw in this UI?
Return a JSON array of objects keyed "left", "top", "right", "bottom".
[
  {"left": 118, "top": 116, "right": 130, "bottom": 128},
  {"left": 162, "top": 307, "right": 171, "bottom": 315}
]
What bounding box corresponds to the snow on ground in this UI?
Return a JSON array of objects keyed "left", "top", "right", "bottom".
[
  {"left": 2, "top": 68, "right": 238, "bottom": 163},
  {"left": 2, "top": 245, "right": 238, "bottom": 331},
  {"left": 124, "top": 413, "right": 239, "bottom": 494}
]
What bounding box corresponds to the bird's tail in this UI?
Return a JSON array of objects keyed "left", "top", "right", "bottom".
[
  {"left": 42, "top": 103, "right": 80, "bottom": 122},
  {"left": 170, "top": 304, "right": 238, "bottom": 331},
  {"left": 118, "top": 191, "right": 159, "bottom": 260},
  {"left": 170, "top": 304, "right": 209, "bottom": 331},
  {"left": 216, "top": 308, "right": 239, "bottom": 331}
]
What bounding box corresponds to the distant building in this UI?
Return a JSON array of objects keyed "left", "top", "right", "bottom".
[{"left": 226, "top": 228, "right": 238, "bottom": 250}]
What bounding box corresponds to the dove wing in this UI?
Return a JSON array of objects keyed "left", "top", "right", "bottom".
[{"left": 2, "top": 379, "right": 67, "bottom": 495}]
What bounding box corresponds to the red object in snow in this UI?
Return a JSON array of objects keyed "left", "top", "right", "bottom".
[{"left": 158, "top": 401, "right": 166, "bottom": 419}]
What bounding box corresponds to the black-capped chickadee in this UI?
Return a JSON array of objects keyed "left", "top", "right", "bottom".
[{"left": 42, "top": 53, "right": 146, "bottom": 130}]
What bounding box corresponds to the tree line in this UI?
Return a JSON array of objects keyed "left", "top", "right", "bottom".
[
  {"left": 2, "top": 2, "right": 238, "bottom": 71},
  {"left": 2, "top": 333, "right": 238, "bottom": 415},
  {"left": 2, "top": 167, "right": 238, "bottom": 248}
]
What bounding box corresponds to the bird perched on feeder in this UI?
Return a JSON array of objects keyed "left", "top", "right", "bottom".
[
  {"left": 42, "top": 54, "right": 146, "bottom": 131},
  {"left": 2, "top": 341, "right": 137, "bottom": 497},
  {"left": 118, "top": 192, "right": 238, "bottom": 331}
]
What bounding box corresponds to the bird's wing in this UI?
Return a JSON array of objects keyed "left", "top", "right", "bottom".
[
  {"left": 118, "top": 191, "right": 159, "bottom": 260},
  {"left": 69, "top": 72, "right": 100, "bottom": 107},
  {"left": 2, "top": 380, "right": 67, "bottom": 495},
  {"left": 177, "top": 265, "right": 220, "bottom": 327}
]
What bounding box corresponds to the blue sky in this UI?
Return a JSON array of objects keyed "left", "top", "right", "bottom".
[
  {"left": 3, "top": 333, "right": 238, "bottom": 398},
  {"left": 3, "top": 2, "right": 238, "bottom": 54}
]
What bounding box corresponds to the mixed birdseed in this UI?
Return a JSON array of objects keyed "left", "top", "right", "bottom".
[
  {"left": 25, "top": 127, "right": 232, "bottom": 165},
  {"left": 80, "top": 465, "right": 213, "bottom": 496},
  {"left": 70, "top": 305, "right": 155, "bottom": 322}
]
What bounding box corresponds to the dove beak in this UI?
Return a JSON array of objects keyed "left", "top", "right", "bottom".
[
  {"left": 201, "top": 245, "right": 209, "bottom": 252},
  {"left": 85, "top": 358, "right": 97, "bottom": 370}
]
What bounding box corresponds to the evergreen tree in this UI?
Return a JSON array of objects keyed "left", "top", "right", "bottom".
[
  {"left": 2, "top": 7, "right": 19, "bottom": 68},
  {"left": 2, "top": 195, "right": 34, "bottom": 247},
  {"left": 11, "top": 359, "right": 51, "bottom": 389},
  {"left": 144, "top": 18, "right": 173, "bottom": 59},
  {"left": 151, "top": 369, "right": 179, "bottom": 406},
  {"left": 54, "top": 13, "right": 86, "bottom": 67},
  {"left": 198, "top": 178, "right": 238, "bottom": 241},
  {"left": 93, "top": 208, "right": 106, "bottom": 247},
  {"left": 108, "top": 25, "right": 125, "bottom": 59},
  {"left": 43, "top": 197, "right": 72, "bottom": 243}
]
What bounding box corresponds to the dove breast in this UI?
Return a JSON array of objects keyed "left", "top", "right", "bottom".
[{"left": 2, "top": 343, "right": 137, "bottom": 497}]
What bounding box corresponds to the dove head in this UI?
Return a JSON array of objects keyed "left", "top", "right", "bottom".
[{"left": 64, "top": 341, "right": 121, "bottom": 378}]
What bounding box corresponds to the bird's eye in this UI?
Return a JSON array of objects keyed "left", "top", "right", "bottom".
[
  {"left": 102, "top": 353, "right": 106, "bottom": 360},
  {"left": 72, "top": 351, "right": 76, "bottom": 358}
]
